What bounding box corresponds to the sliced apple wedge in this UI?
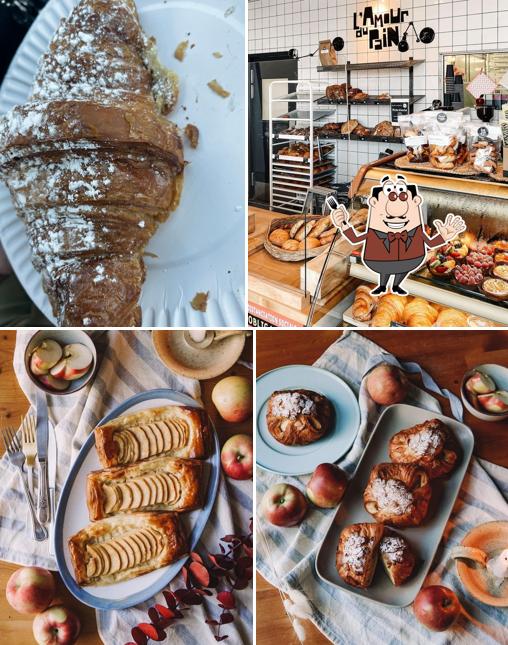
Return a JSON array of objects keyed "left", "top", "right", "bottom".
[
  {"left": 49, "top": 343, "right": 93, "bottom": 381},
  {"left": 38, "top": 373, "right": 70, "bottom": 391},
  {"left": 30, "top": 339, "right": 63, "bottom": 375}
]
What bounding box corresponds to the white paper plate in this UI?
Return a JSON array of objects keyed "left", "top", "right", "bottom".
[{"left": 0, "top": 0, "right": 245, "bottom": 326}]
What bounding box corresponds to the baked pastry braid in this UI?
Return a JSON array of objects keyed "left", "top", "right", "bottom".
[
  {"left": 336, "top": 522, "right": 384, "bottom": 588},
  {"left": 363, "top": 463, "right": 431, "bottom": 527},
  {"left": 94, "top": 405, "right": 212, "bottom": 468},
  {"left": 266, "top": 389, "right": 333, "bottom": 446},
  {"left": 68, "top": 512, "right": 187, "bottom": 586},
  {"left": 0, "top": 0, "right": 184, "bottom": 326},
  {"left": 389, "top": 418, "right": 459, "bottom": 479},
  {"left": 379, "top": 528, "right": 416, "bottom": 586},
  {"left": 87, "top": 455, "right": 203, "bottom": 520}
]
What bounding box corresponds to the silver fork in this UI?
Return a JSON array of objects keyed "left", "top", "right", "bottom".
[
  {"left": 1, "top": 427, "right": 47, "bottom": 541},
  {"left": 21, "top": 414, "right": 37, "bottom": 499}
]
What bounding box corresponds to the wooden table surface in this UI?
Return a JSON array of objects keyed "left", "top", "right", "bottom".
[
  {"left": 0, "top": 330, "right": 252, "bottom": 644},
  {"left": 256, "top": 329, "right": 508, "bottom": 645}
]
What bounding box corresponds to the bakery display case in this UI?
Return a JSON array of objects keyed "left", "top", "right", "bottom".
[{"left": 345, "top": 158, "right": 508, "bottom": 327}]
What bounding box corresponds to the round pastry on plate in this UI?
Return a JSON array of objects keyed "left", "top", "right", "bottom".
[
  {"left": 388, "top": 418, "right": 459, "bottom": 479},
  {"left": 266, "top": 389, "right": 333, "bottom": 446},
  {"left": 363, "top": 462, "right": 431, "bottom": 527},
  {"left": 380, "top": 528, "right": 417, "bottom": 586}
]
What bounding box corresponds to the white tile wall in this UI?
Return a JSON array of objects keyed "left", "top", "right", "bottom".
[{"left": 249, "top": 0, "right": 508, "bottom": 182}]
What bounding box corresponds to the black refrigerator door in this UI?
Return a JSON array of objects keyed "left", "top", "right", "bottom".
[{"left": 248, "top": 55, "right": 297, "bottom": 205}]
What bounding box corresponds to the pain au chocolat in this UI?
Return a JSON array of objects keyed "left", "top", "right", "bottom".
[
  {"left": 389, "top": 418, "right": 460, "bottom": 479},
  {"left": 363, "top": 463, "right": 431, "bottom": 527},
  {"left": 68, "top": 512, "right": 187, "bottom": 586},
  {"left": 266, "top": 389, "right": 333, "bottom": 446},
  {"left": 86, "top": 455, "right": 203, "bottom": 521},
  {"left": 94, "top": 405, "right": 212, "bottom": 468}
]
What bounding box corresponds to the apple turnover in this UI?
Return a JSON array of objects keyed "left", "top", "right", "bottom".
[
  {"left": 94, "top": 405, "right": 212, "bottom": 468},
  {"left": 363, "top": 463, "right": 431, "bottom": 527},
  {"left": 87, "top": 455, "right": 202, "bottom": 520},
  {"left": 379, "top": 528, "right": 416, "bottom": 586},
  {"left": 266, "top": 389, "right": 333, "bottom": 446},
  {"left": 389, "top": 418, "right": 460, "bottom": 479},
  {"left": 336, "top": 522, "right": 384, "bottom": 588},
  {"left": 68, "top": 512, "right": 187, "bottom": 585}
]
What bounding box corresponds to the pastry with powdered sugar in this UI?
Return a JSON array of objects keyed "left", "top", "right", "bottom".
[{"left": 266, "top": 389, "right": 333, "bottom": 446}]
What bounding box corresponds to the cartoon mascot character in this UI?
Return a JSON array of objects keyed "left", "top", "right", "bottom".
[{"left": 331, "top": 174, "right": 466, "bottom": 295}]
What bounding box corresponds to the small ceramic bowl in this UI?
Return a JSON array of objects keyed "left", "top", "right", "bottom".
[
  {"left": 461, "top": 363, "right": 508, "bottom": 422},
  {"left": 24, "top": 330, "right": 97, "bottom": 396},
  {"left": 152, "top": 330, "right": 246, "bottom": 379},
  {"left": 455, "top": 521, "right": 508, "bottom": 607}
]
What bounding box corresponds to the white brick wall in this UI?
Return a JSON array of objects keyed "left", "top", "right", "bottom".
[{"left": 249, "top": 0, "right": 508, "bottom": 182}]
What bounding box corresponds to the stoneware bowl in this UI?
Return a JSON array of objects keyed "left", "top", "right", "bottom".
[
  {"left": 455, "top": 521, "right": 508, "bottom": 607},
  {"left": 152, "top": 330, "right": 246, "bottom": 380},
  {"left": 24, "top": 330, "right": 97, "bottom": 396},
  {"left": 461, "top": 363, "right": 508, "bottom": 422}
]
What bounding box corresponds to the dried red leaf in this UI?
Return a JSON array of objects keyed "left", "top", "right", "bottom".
[
  {"left": 213, "top": 555, "right": 235, "bottom": 570},
  {"left": 181, "top": 565, "right": 190, "bottom": 588},
  {"left": 181, "top": 590, "right": 204, "bottom": 605},
  {"left": 125, "top": 642, "right": 138, "bottom": 645},
  {"left": 174, "top": 588, "right": 189, "bottom": 602},
  {"left": 220, "top": 611, "right": 234, "bottom": 625},
  {"left": 221, "top": 534, "right": 240, "bottom": 543},
  {"left": 219, "top": 543, "right": 226, "bottom": 554},
  {"left": 154, "top": 604, "right": 176, "bottom": 620},
  {"left": 217, "top": 591, "right": 236, "bottom": 609},
  {"left": 190, "top": 551, "right": 204, "bottom": 563},
  {"left": 234, "top": 577, "right": 249, "bottom": 590},
  {"left": 147, "top": 607, "right": 161, "bottom": 626},
  {"left": 131, "top": 627, "right": 148, "bottom": 645},
  {"left": 243, "top": 545, "right": 253, "bottom": 558},
  {"left": 137, "top": 623, "right": 165, "bottom": 641},
  {"left": 205, "top": 619, "right": 219, "bottom": 626},
  {"left": 189, "top": 561, "right": 211, "bottom": 587},
  {"left": 163, "top": 590, "right": 177, "bottom": 610},
  {"left": 215, "top": 636, "right": 229, "bottom": 641}
]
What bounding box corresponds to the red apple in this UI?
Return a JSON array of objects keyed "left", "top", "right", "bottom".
[
  {"left": 212, "top": 375, "right": 252, "bottom": 423},
  {"left": 30, "top": 340, "right": 62, "bottom": 376},
  {"left": 38, "top": 374, "right": 70, "bottom": 392},
  {"left": 261, "top": 483, "right": 307, "bottom": 527},
  {"left": 306, "top": 463, "right": 348, "bottom": 508},
  {"left": 478, "top": 391, "right": 508, "bottom": 414},
  {"left": 50, "top": 343, "right": 92, "bottom": 381},
  {"left": 33, "top": 606, "right": 81, "bottom": 645},
  {"left": 6, "top": 566, "right": 55, "bottom": 615},
  {"left": 366, "top": 363, "right": 408, "bottom": 406},
  {"left": 413, "top": 585, "right": 461, "bottom": 631},
  {"left": 221, "top": 434, "right": 253, "bottom": 480}
]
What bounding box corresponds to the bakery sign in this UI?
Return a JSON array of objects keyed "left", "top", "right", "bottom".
[{"left": 353, "top": 6, "right": 409, "bottom": 50}]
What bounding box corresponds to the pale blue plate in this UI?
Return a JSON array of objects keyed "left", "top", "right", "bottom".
[
  {"left": 256, "top": 365, "right": 360, "bottom": 475},
  {"left": 54, "top": 389, "right": 220, "bottom": 610}
]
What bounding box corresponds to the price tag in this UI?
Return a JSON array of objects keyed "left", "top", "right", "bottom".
[{"left": 390, "top": 99, "right": 410, "bottom": 123}]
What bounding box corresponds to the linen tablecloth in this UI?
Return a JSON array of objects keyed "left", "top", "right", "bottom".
[
  {"left": 0, "top": 330, "right": 252, "bottom": 645},
  {"left": 256, "top": 331, "right": 508, "bottom": 645}
]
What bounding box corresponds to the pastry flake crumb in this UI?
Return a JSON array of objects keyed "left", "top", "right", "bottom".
[
  {"left": 174, "top": 40, "right": 189, "bottom": 61},
  {"left": 184, "top": 124, "right": 199, "bottom": 149},
  {"left": 212, "top": 51, "right": 223, "bottom": 59},
  {"left": 191, "top": 291, "right": 209, "bottom": 312},
  {"left": 208, "top": 79, "right": 230, "bottom": 98}
]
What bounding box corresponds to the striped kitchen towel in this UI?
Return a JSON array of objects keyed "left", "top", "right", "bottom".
[
  {"left": 256, "top": 331, "right": 508, "bottom": 645},
  {"left": 0, "top": 330, "right": 252, "bottom": 645}
]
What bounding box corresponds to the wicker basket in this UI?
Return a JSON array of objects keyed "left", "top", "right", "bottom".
[{"left": 263, "top": 215, "right": 334, "bottom": 262}]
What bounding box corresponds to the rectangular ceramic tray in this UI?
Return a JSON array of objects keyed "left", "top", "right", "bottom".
[{"left": 315, "top": 403, "right": 474, "bottom": 607}]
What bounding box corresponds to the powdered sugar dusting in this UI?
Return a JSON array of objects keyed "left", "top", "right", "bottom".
[
  {"left": 342, "top": 533, "right": 373, "bottom": 573},
  {"left": 407, "top": 424, "right": 444, "bottom": 457},
  {"left": 371, "top": 478, "right": 413, "bottom": 516},
  {"left": 270, "top": 392, "right": 317, "bottom": 419},
  {"left": 380, "top": 536, "right": 405, "bottom": 563}
]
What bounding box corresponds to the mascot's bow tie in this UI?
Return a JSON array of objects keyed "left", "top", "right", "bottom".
[{"left": 387, "top": 231, "right": 408, "bottom": 242}]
